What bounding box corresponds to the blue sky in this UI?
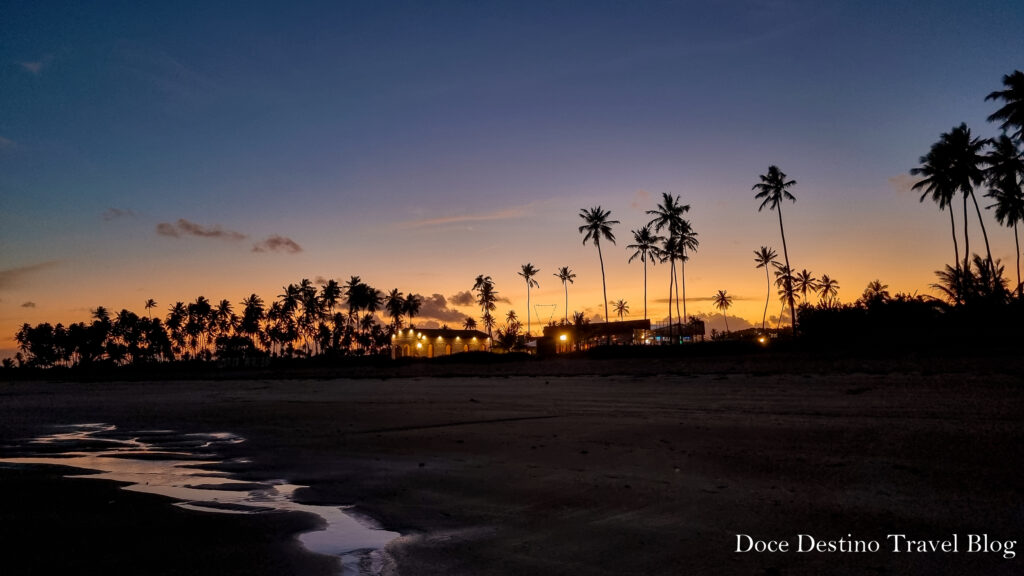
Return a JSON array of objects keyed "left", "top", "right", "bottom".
[{"left": 2, "top": 0, "right": 1023, "bottom": 353}]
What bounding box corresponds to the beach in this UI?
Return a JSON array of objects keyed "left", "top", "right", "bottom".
[{"left": 2, "top": 356, "right": 1022, "bottom": 575}]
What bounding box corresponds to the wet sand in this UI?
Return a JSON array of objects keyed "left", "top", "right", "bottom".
[{"left": 2, "top": 357, "right": 1023, "bottom": 575}]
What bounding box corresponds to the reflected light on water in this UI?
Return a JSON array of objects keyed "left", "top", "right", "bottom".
[{"left": 0, "top": 423, "right": 398, "bottom": 574}]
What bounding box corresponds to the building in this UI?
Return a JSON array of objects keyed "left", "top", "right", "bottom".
[
  {"left": 391, "top": 327, "right": 491, "bottom": 359},
  {"left": 540, "top": 319, "right": 652, "bottom": 354}
]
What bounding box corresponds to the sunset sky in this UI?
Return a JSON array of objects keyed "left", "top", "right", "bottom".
[{"left": 2, "top": 1, "right": 1023, "bottom": 357}]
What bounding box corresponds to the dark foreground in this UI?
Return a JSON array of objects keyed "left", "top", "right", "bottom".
[{"left": 1, "top": 357, "right": 1022, "bottom": 575}]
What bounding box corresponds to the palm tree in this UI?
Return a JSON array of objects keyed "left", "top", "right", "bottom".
[
  {"left": 986, "top": 70, "right": 1024, "bottom": 142},
  {"left": 673, "top": 219, "right": 699, "bottom": 325},
  {"left": 578, "top": 206, "right": 619, "bottom": 327},
  {"left": 773, "top": 264, "right": 795, "bottom": 328},
  {"left": 818, "top": 275, "right": 840, "bottom": 307},
  {"left": 627, "top": 225, "right": 662, "bottom": 321},
  {"left": 946, "top": 124, "right": 993, "bottom": 275},
  {"left": 554, "top": 266, "right": 576, "bottom": 324},
  {"left": 473, "top": 275, "right": 498, "bottom": 338},
  {"left": 404, "top": 293, "right": 422, "bottom": 327},
  {"left": 860, "top": 280, "right": 891, "bottom": 306},
  {"left": 462, "top": 317, "right": 477, "bottom": 330},
  {"left": 753, "top": 247, "right": 778, "bottom": 332},
  {"left": 384, "top": 289, "right": 405, "bottom": 329},
  {"left": 613, "top": 299, "right": 629, "bottom": 321},
  {"left": 647, "top": 193, "right": 690, "bottom": 338},
  {"left": 712, "top": 290, "right": 733, "bottom": 333},
  {"left": 793, "top": 269, "right": 818, "bottom": 303},
  {"left": 239, "top": 294, "right": 265, "bottom": 346},
  {"left": 518, "top": 263, "right": 540, "bottom": 336},
  {"left": 144, "top": 299, "right": 157, "bottom": 320},
  {"left": 984, "top": 134, "right": 1024, "bottom": 296},
  {"left": 912, "top": 139, "right": 962, "bottom": 270},
  {"left": 753, "top": 165, "right": 797, "bottom": 331}
]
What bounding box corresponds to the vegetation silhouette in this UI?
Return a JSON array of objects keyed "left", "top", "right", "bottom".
[
  {"left": 753, "top": 165, "right": 798, "bottom": 332},
  {"left": 578, "top": 206, "right": 619, "bottom": 341}
]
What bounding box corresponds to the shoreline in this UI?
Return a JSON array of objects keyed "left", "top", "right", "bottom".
[{"left": 2, "top": 366, "right": 1022, "bottom": 575}]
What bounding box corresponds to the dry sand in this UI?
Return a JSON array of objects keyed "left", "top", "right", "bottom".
[{"left": 1, "top": 358, "right": 1022, "bottom": 575}]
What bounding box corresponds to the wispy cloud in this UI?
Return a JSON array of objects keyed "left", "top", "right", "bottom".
[
  {"left": 630, "top": 189, "right": 651, "bottom": 210},
  {"left": 156, "top": 219, "right": 247, "bottom": 241},
  {"left": 397, "top": 205, "right": 531, "bottom": 229},
  {"left": 0, "top": 261, "right": 60, "bottom": 290},
  {"left": 20, "top": 301, "right": 36, "bottom": 308},
  {"left": 888, "top": 174, "right": 918, "bottom": 195},
  {"left": 20, "top": 61, "right": 44, "bottom": 75},
  {"left": 103, "top": 207, "right": 137, "bottom": 221},
  {"left": 252, "top": 235, "right": 303, "bottom": 254},
  {"left": 115, "top": 45, "right": 215, "bottom": 103}
]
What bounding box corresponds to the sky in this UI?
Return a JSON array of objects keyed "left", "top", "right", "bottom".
[{"left": 2, "top": 0, "right": 1023, "bottom": 356}]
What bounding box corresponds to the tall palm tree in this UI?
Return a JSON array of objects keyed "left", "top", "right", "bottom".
[
  {"left": 773, "top": 264, "right": 795, "bottom": 328},
  {"left": 912, "top": 142, "right": 961, "bottom": 271},
  {"left": 578, "top": 206, "right": 619, "bottom": 326},
  {"left": 647, "top": 193, "right": 689, "bottom": 338},
  {"left": 613, "top": 299, "right": 629, "bottom": 321},
  {"left": 712, "top": 290, "right": 733, "bottom": 333},
  {"left": 984, "top": 134, "right": 1024, "bottom": 296},
  {"left": 144, "top": 299, "right": 157, "bottom": 320},
  {"left": 554, "top": 266, "right": 576, "bottom": 324},
  {"left": 518, "top": 263, "right": 540, "bottom": 336},
  {"left": 627, "top": 226, "right": 662, "bottom": 321},
  {"left": 818, "top": 275, "right": 840, "bottom": 307},
  {"left": 753, "top": 165, "right": 797, "bottom": 331},
  {"left": 404, "top": 293, "right": 422, "bottom": 327},
  {"left": 673, "top": 219, "right": 699, "bottom": 326},
  {"left": 945, "top": 123, "right": 994, "bottom": 275},
  {"left": 753, "top": 247, "right": 778, "bottom": 332},
  {"left": 463, "top": 317, "right": 477, "bottom": 330},
  {"left": 986, "top": 70, "right": 1024, "bottom": 142},
  {"left": 473, "top": 275, "right": 498, "bottom": 338}
]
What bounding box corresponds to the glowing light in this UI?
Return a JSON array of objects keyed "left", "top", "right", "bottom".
[
  {"left": 758, "top": 336, "right": 766, "bottom": 344},
  {"left": 416, "top": 343, "right": 422, "bottom": 349},
  {"left": 559, "top": 334, "right": 567, "bottom": 341}
]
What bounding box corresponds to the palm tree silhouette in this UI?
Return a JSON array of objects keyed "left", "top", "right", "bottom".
[
  {"left": 473, "top": 275, "right": 498, "bottom": 338},
  {"left": 984, "top": 134, "right": 1024, "bottom": 297},
  {"left": 647, "top": 193, "right": 689, "bottom": 339},
  {"left": 674, "top": 219, "right": 699, "bottom": 326},
  {"left": 948, "top": 124, "right": 993, "bottom": 275},
  {"left": 578, "top": 206, "right": 619, "bottom": 328},
  {"left": 986, "top": 70, "right": 1024, "bottom": 142},
  {"left": 462, "top": 317, "right": 477, "bottom": 330},
  {"left": 554, "top": 266, "right": 576, "bottom": 324},
  {"left": 712, "top": 290, "right": 733, "bottom": 333},
  {"left": 818, "top": 275, "right": 840, "bottom": 307},
  {"left": 753, "top": 246, "right": 778, "bottom": 332},
  {"left": 403, "top": 293, "right": 422, "bottom": 327},
  {"left": 613, "top": 299, "right": 629, "bottom": 321},
  {"left": 385, "top": 289, "right": 405, "bottom": 329},
  {"left": 627, "top": 225, "right": 662, "bottom": 321},
  {"left": 753, "top": 166, "right": 797, "bottom": 332},
  {"left": 773, "top": 264, "right": 795, "bottom": 328},
  {"left": 794, "top": 269, "right": 818, "bottom": 303},
  {"left": 518, "top": 263, "right": 540, "bottom": 336},
  {"left": 912, "top": 139, "right": 962, "bottom": 271},
  {"left": 144, "top": 299, "right": 157, "bottom": 320}
]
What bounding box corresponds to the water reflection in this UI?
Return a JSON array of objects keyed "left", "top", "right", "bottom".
[{"left": 0, "top": 423, "right": 398, "bottom": 575}]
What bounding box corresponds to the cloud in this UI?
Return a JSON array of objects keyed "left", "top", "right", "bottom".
[
  {"left": 888, "top": 174, "right": 919, "bottom": 195},
  {"left": 397, "top": 204, "right": 531, "bottom": 229},
  {"left": 252, "top": 235, "right": 303, "bottom": 254},
  {"left": 156, "top": 219, "right": 247, "bottom": 241},
  {"left": 0, "top": 261, "right": 60, "bottom": 290},
  {"left": 20, "top": 61, "right": 44, "bottom": 75},
  {"left": 20, "top": 301, "right": 36, "bottom": 308},
  {"left": 413, "top": 293, "right": 469, "bottom": 323},
  {"left": 103, "top": 207, "right": 137, "bottom": 221},
  {"left": 630, "top": 189, "right": 651, "bottom": 210},
  {"left": 449, "top": 290, "right": 476, "bottom": 307}
]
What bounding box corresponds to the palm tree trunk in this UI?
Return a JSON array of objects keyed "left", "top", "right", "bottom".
[
  {"left": 526, "top": 283, "right": 531, "bottom": 337},
  {"left": 681, "top": 252, "right": 688, "bottom": 326},
  {"left": 643, "top": 256, "right": 648, "bottom": 320},
  {"left": 723, "top": 310, "right": 729, "bottom": 333},
  {"left": 563, "top": 282, "right": 569, "bottom": 324},
  {"left": 776, "top": 204, "right": 796, "bottom": 332},
  {"left": 667, "top": 258, "right": 674, "bottom": 343},
  {"left": 969, "top": 191, "right": 995, "bottom": 276},
  {"left": 1015, "top": 220, "right": 1021, "bottom": 298},
  {"left": 597, "top": 242, "right": 610, "bottom": 344},
  {"left": 762, "top": 268, "right": 770, "bottom": 331},
  {"left": 949, "top": 208, "right": 961, "bottom": 271},
  {"left": 674, "top": 261, "right": 681, "bottom": 336},
  {"left": 963, "top": 195, "right": 970, "bottom": 273}
]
